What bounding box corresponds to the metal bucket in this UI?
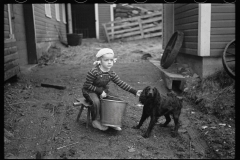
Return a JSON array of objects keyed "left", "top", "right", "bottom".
[{"left": 100, "top": 96, "right": 128, "bottom": 127}]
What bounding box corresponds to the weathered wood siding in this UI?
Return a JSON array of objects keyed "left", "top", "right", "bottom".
[
  {"left": 4, "top": 4, "right": 20, "bottom": 81},
  {"left": 174, "top": 4, "right": 199, "bottom": 56},
  {"left": 33, "top": 4, "right": 67, "bottom": 43},
  {"left": 98, "top": 4, "right": 111, "bottom": 41},
  {"left": 12, "top": 4, "right": 28, "bottom": 65},
  {"left": 210, "top": 4, "right": 235, "bottom": 57}
]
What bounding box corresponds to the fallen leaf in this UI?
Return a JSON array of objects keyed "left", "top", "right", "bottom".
[
  {"left": 201, "top": 126, "right": 208, "bottom": 129},
  {"left": 128, "top": 147, "right": 136, "bottom": 152}
]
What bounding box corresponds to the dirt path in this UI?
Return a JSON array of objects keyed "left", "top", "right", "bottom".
[{"left": 5, "top": 38, "right": 213, "bottom": 159}]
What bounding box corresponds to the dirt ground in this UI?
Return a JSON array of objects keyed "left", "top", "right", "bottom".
[{"left": 4, "top": 37, "right": 235, "bottom": 159}]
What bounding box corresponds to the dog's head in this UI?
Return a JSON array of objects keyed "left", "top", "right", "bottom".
[{"left": 139, "top": 86, "right": 160, "bottom": 104}]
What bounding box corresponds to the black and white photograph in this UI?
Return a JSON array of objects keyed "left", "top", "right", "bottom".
[{"left": 4, "top": 2, "right": 235, "bottom": 159}]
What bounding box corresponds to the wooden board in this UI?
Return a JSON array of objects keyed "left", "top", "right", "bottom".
[
  {"left": 4, "top": 59, "right": 19, "bottom": 72},
  {"left": 103, "top": 12, "right": 162, "bottom": 42},
  {"left": 4, "top": 52, "right": 19, "bottom": 64},
  {"left": 4, "top": 65, "right": 20, "bottom": 81}
]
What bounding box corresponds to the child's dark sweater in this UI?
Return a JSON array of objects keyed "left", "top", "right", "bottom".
[{"left": 82, "top": 65, "right": 137, "bottom": 96}]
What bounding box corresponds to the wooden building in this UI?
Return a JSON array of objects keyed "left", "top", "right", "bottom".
[
  {"left": 4, "top": 3, "right": 116, "bottom": 82},
  {"left": 163, "top": 3, "right": 235, "bottom": 78}
]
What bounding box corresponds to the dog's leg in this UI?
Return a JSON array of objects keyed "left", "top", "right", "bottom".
[
  {"left": 159, "top": 114, "right": 171, "bottom": 127},
  {"left": 132, "top": 112, "right": 149, "bottom": 129},
  {"left": 171, "top": 111, "right": 181, "bottom": 137},
  {"left": 142, "top": 115, "right": 157, "bottom": 138}
]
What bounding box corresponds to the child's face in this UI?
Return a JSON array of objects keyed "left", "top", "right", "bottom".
[{"left": 100, "top": 53, "right": 114, "bottom": 70}]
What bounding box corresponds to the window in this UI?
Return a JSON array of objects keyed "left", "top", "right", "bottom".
[
  {"left": 62, "top": 4, "right": 66, "bottom": 24},
  {"left": 45, "top": 4, "right": 52, "bottom": 18},
  {"left": 55, "top": 4, "right": 60, "bottom": 21}
]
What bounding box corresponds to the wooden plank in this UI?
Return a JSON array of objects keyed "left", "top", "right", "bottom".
[
  {"left": 141, "top": 16, "right": 162, "bottom": 24},
  {"left": 211, "top": 13, "right": 235, "bottom": 20},
  {"left": 210, "top": 35, "right": 235, "bottom": 42},
  {"left": 5, "top": 52, "right": 19, "bottom": 64},
  {"left": 4, "top": 40, "right": 17, "bottom": 48},
  {"left": 174, "top": 15, "right": 198, "bottom": 26},
  {"left": 106, "top": 21, "right": 139, "bottom": 31},
  {"left": 211, "top": 28, "right": 235, "bottom": 35},
  {"left": 210, "top": 42, "right": 229, "bottom": 49},
  {"left": 183, "top": 36, "right": 198, "bottom": 43},
  {"left": 111, "top": 30, "right": 141, "bottom": 40},
  {"left": 33, "top": 4, "right": 45, "bottom": 13},
  {"left": 211, "top": 5, "right": 235, "bottom": 13},
  {"left": 105, "top": 12, "right": 162, "bottom": 25},
  {"left": 4, "top": 18, "right": 9, "bottom": 25},
  {"left": 122, "top": 32, "right": 162, "bottom": 41},
  {"left": 4, "top": 65, "right": 20, "bottom": 81},
  {"left": 4, "top": 10, "right": 8, "bottom": 18},
  {"left": 211, "top": 20, "right": 235, "bottom": 28},
  {"left": 179, "top": 48, "right": 198, "bottom": 56},
  {"left": 4, "top": 31, "right": 10, "bottom": 39},
  {"left": 182, "top": 42, "right": 198, "bottom": 49},
  {"left": 4, "top": 59, "right": 19, "bottom": 72},
  {"left": 4, "top": 46, "right": 17, "bottom": 56},
  {"left": 181, "top": 29, "right": 198, "bottom": 37},
  {"left": 138, "top": 18, "right": 144, "bottom": 38},
  {"left": 4, "top": 24, "right": 10, "bottom": 31},
  {"left": 109, "top": 23, "right": 161, "bottom": 38},
  {"left": 41, "top": 83, "right": 66, "bottom": 90},
  {"left": 105, "top": 16, "right": 162, "bottom": 31},
  {"left": 175, "top": 4, "right": 199, "bottom": 15},
  {"left": 112, "top": 25, "right": 161, "bottom": 39},
  {"left": 210, "top": 49, "right": 226, "bottom": 57},
  {"left": 175, "top": 22, "right": 198, "bottom": 30},
  {"left": 175, "top": 9, "right": 198, "bottom": 20},
  {"left": 109, "top": 25, "right": 141, "bottom": 36},
  {"left": 174, "top": 4, "right": 188, "bottom": 9}
]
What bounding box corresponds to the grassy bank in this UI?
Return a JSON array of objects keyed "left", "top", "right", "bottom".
[{"left": 183, "top": 70, "right": 235, "bottom": 158}]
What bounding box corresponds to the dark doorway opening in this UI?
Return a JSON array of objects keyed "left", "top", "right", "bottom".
[{"left": 71, "top": 4, "right": 96, "bottom": 38}]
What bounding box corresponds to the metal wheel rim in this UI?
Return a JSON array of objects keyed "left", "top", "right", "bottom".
[{"left": 222, "top": 39, "right": 235, "bottom": 79}]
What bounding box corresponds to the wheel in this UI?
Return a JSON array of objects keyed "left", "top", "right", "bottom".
[
  {"left": 161, "top": 31, "right": 184, "bottom": 69},
  {"left": 222, "top": 39, "right": 235, "bottom": 79}
]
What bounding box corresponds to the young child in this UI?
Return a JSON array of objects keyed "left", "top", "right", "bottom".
[{"left": 82, "top": 48, "right": 142, "bottom": 131}]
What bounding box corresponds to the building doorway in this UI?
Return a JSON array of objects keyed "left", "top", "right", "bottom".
[{"left": 71, "top": 4, "right": 96, "bottom": 38}]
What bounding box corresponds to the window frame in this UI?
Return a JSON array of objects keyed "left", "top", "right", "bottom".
[
  {"left": 62, "top": 4, "right": 66, "bottom": 24},
  {"left": 55, "top": 4, "right": 60, "bottom": 21},
  {"left": 45, "top": 4, "right": 52, "bottom": 18}
]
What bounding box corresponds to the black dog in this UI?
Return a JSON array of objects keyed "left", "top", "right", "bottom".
[{"left": 133, "top": 86, "right": 183, "bottom": 138}]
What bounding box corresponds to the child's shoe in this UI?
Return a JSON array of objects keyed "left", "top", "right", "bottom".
[
  {"left": 92, "top": 120, "right": 108, "bottom": 131},
  {"left": 112, "top": 127, "right": 122, "bottom": 131}
]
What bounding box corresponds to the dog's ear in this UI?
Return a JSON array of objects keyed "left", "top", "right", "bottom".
[
  {"left": 139, "top": 86, "right": 150, "bottom": 104},
  {"left": 141, "top": 86, "right": 150, "bottom": 96}
]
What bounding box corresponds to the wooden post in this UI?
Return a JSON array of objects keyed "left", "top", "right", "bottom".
[
  {"left": 103, "top": 24, "right": 110, "bottom": 43},
  {"left": 138, "top": 18, "right": 144, "bottom": 38}
]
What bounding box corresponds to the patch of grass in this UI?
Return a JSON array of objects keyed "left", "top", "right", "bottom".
[{"left": 183, "top": 70, "right": 235, "bottom": 123}]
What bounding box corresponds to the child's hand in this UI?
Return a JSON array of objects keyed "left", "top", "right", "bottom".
[
  {"left": 136, "top": 90, "right": 142, "bottom": 97},
  {"left": 100, "top": 91, "right": 107, "bottom": 98}
]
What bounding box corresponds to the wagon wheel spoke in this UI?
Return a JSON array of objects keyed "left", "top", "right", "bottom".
[
  {"left": 226, "top": 59, "right": 235, "bottom": 62},
  {"left": 226, "top": 52, "right": 235, "bottom": 55}
]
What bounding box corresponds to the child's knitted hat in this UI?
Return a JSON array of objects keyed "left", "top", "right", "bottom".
[
  {"left": 96, "top": 48, "right": 114, "bottom": 58},
  {"left": 93, "top": 48, "right": 117, "bottom": 65}
]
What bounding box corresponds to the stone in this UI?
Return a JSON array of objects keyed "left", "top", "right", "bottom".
[{"left": 132, "top": 10, "right": 139, "bottom": 14}]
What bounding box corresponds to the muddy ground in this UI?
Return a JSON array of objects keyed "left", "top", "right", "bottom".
[{"left": 4, "top": 37, "right": 235, "bottom": 159}]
